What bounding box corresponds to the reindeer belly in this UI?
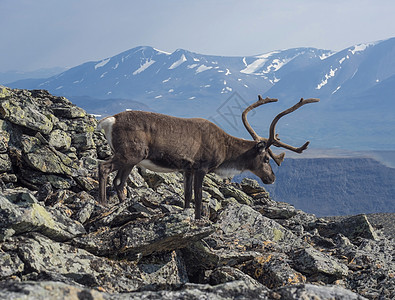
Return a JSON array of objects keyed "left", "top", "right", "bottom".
[{"left": 137, "top": 159, "right": 178, "bottom": 173}]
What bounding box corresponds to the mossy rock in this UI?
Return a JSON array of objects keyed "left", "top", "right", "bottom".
[{"left": 0, "top": 99, "right": 53, "bottom": 134}]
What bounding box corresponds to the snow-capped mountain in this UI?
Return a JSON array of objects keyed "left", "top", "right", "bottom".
[
  {"left": 9, "top": 46, "right": 331, "bottom": 110},
  {"left": 8, "top": 37, "right": 395, "bottom": 150}
]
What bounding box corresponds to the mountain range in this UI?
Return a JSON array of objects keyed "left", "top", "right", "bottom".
[{"left": 7, "top": 37, "right": 395, "bottom": 151}]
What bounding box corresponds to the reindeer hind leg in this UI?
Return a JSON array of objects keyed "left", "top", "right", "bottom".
[
  {"left": 98, "top": 158, "right": 117, "bottom": 205},
  {"left": 113, "top": 164, "right": 134, "bottom": 202}
]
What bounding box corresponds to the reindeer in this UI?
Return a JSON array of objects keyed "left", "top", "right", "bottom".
[{"left": 97, "top": 96, "right": 319, "bottom": 219}]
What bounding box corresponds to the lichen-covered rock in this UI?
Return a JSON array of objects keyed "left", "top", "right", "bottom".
[
  {"left": 15, "top": 233, "right": 144, "bottom": 292},
  {"left": 0, "top": 252, "right": 24, "bottom": 279},
  {"left": 292, "top": 247, "right": 349, "bottom": 279},
  {"left": 20, "top": 134, "right": 79, "bottom": 176},
  {"left": 138, "top": 251, "right": 189, "bottom": 287},
  {"left": 0, "top": 153, "right": 12, "bottom": 172},
  {"left": 52, "top": 106, "right": 86, "bottom": 119},
  {"left": 0, "top": 192, "right": 85, "bottom": 242},
  {"left": 220, "top": 185, "right": 252, "bottom": 205},
  {"left": 0, "top": 97, "right": 53, "bottom": 134},
  {"left": 72, "top": 132, "right": 95, "bottom": 151},
  {"left": 0, "top": 280, "right": 273, "bottom": 300},
  {"left": 216, "top": 202, "right": 299, "bottom": 246},
  {"left": 0, "top": 130, "right": 10, "bottom": 153},
  {"left": 48, "top": 129, "right": 72, "bottom": 150},
  {"left": 209, "top": 266, "right": 263, "bottom": 287},
  {"left": 259, "top": 201, "right": 298, "bottom": 219},
  {"left": 274, "top": 284, "right": 368, "bottom": 300},
  {"left": 73, "top": 209, "right": 214, "bottom": 258},
  {"left": 240, "top": 177, "right": 268, "bottom": 195},
  {"left": 241, "top": 253, "right": 306, "bottom": 288},
  {"left": 317, "top": 214, "right": 378, "bottom": 241}
]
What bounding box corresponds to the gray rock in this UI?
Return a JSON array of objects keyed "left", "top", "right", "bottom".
[
  {"left": 128, "top": 167, "right": 148, "bottom": 188},
  {"left": 20, "top": 170, "right": 76, "bottom": 189},
  {"left": 15, "top": 233, "right": 144, "bottom": 292},
  {"left": 48, "top": 129, "right": 71, "bottom": 150},
  {"left": 72, "top": 132, "right": 95, "bottom": 151},
  {"left": 220, "top": 185, "right": 253, "bottom": 205},
  {"left": 0, "top": 193, "right": 85, "bottom": 242},
  {"left": 52, "top": 106, "right": 86, "bottom": 119},
  {"left": 0, "top": 252, "right": 24, "bottom": 279},
  {"left": 0, "top": 130, "right": 10, "bottom": 153},
  {"left": 74, "top": 209, "right": 214, "bottom": 258},
  {"left": 274, "top": 283, "right": 368, "bottom": 300},
  {"left": 21, "top": 135, "right": 79, "bottom": 176},
  {"left": 259, "top": 201, "right": 297, "bottom": 219},
  {"left": 0, "top": 98, "right": 53, "bottom": 134},
  {"left": 240, "top": 177, "right": 267, "bottom": 194},
  {"left": 216, "top": 202, "right": 299, "bottom": 246},
  {"left": 0, "top": 281, "right": 110, "bottom": 300},
  {"left": 182, "top": 239, "right": 260, "bottom": 281},
  {"left": 138, "top": 251, "right": 189, "bottom": 287},
  {"left": 317, "top": 214, "right": 378, "bottom": 241},
  {"left": 241, "top": 253, "right": 306, "bottom": 288},
  {"left": 203, "top": 185, "right": 225, "bottom": 201},
  {"left": 292, "top": 247, "right": 349, "bottom": 278},
  {"left": 0, "top": 280, "right": 272, "bottom": 300},
  {"left": 0, "top": 153, "right": 12, "bottom": 172},
  {"left": 209, "top": 266, "right": 263, "bottom": 287},
  {"left": 3, "top": 188, "right": 38, "bottom": 205}
]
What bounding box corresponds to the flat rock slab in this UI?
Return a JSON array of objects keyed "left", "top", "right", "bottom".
[{"left": 73, "top": 209, "right": 214, "bottom": 258}]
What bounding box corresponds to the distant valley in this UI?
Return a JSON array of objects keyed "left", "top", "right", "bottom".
[{"left": 235, "top": 152, "right": 395, "bottom": 217}]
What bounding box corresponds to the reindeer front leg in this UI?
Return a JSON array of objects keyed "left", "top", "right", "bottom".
[
  {"left": 193, "top": 170, "right": 206, "bottom": 219},
  {"left": 183, "top": 171, "right": 193, "bottom": 208}
]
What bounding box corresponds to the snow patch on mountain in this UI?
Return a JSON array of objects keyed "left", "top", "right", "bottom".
[
  {"left": 349, "top": 43, "right": 374, "bottom": 55},
  {"left": 154, "top": 48, "right": 171, "bottom": 55},
  {"left": 240, "top": 58, "right": 268, "bottom": 74},
  {"left": 262, "top": 58, "right": 292, "bottom": 74},
  {"left": 169, "top": 54, "right": 187, "bottom": 69},
  {"left": 133, "top": 59, "right": 156, "bottom": 75},
  {"left": 316, "top": 67, "right": 338, "bottom": 89},
  {"left": 95, "top": 58, "right": 111, "bottom": 69},
  {"left": 196, "top": 65, "right": 212, "bottom": 73}
]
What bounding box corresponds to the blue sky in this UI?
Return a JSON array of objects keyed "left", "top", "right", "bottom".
[{"left": 1, "top": 0, "right": 394, "bottom": 71}]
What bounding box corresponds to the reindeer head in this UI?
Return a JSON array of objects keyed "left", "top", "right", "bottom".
[{"left": 242, "top": 95, "right": 319, "bottom": 184}]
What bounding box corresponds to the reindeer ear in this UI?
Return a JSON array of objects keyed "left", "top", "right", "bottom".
[{"left": 256, "top": 141, "right": 266, "bottom": 153}]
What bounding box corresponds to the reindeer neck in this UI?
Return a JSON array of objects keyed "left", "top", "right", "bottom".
[{"left": 219, "top": 135, "right": 257, "bottom": 171}]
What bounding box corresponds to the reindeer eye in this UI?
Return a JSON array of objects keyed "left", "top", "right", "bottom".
[{"left": 264, "top": 156, "right": 270, "bottom": 163}]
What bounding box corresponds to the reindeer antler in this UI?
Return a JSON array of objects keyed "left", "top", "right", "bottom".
[
  {"left": 242, "top": 96, "right": 320, "bottom": 166},
  {"left": 242, "top": 95, "right": 278, "bottom": 141},
  {"left": 266, "top": 98, "right": 320, "bottom": 152}
]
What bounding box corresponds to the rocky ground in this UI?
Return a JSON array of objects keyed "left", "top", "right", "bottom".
[{"left": 0, "top": 86, "right": 394, "bottom": 299}]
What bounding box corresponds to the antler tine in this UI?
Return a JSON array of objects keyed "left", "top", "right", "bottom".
[
  {"left": 242, "top": 95, "right": 278, "bottom": 141},
  {"left": 266, "top": 98, "right": 320, "bottom": 152},
  {"left": 268, "top": 149, "right": 285, "bottom": 166}
]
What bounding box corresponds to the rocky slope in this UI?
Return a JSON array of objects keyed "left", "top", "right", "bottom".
[{"left": 0, "top": 86, "right": 393, "bottom": 299}]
